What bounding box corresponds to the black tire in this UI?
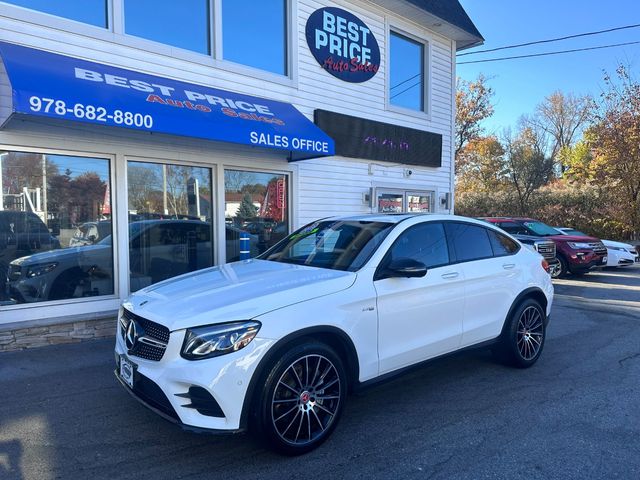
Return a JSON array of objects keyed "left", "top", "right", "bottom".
[
  {"left": 254, "top": 341, "right": 347, "bottom": 455},
  {"left": 552, "top": 256, "right": 568, "bottom": 278},
  {"left": 495, "top": 298, "right": 546, "bottom": 368}
]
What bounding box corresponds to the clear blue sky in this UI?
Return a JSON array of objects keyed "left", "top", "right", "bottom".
[{"left": 457, "top": 0, "right": 640, "bottom": 135}]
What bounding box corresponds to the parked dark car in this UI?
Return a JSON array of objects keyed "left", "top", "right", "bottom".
[
  {"left": 7, "top": 220, "right": 258, "bottom": 303},
  {"left": 482, "top": 217, "right": 607, "bottom": 277},
  {"left": 8, "top": 220, "right": 212, "bottom": 303},
  {"left": 1, "top": 210, "right": 60, "bottom": 304}
]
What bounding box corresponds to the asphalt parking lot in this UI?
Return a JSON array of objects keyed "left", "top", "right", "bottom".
[{"left": 1, "top": 266, "right": 639, "bottom": 480}]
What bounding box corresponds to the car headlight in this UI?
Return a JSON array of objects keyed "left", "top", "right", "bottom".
[
  {"left": 26, "top": 262, "right": 59, "bottom": 278},
  {"left": 609, "top": 247, "right": 626, "bottom": 251},
  {"left": 567, "top": 242, "right": 592, "bottom": 250},
  {"left": 181, "top": 321, "right": 261, "bottom": 360}
]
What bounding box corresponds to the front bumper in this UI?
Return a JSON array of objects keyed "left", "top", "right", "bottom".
[
  {"left": 114, "top": 328, "right": 274, "bottom": 431},
  {"left": 564, "top": 249, "right": 605, "bottom": 272},
  {"left": 606, "top": 249, "right": 639, "bottom": 267}
]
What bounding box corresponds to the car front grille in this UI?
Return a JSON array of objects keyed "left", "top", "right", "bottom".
[
  {"left": 535, "top": 242, "right": 556, "bottom": 260},
  {"left": 589, "top": 242, "right": 607, "bottom": 255},
  {"left": 119, "top": 309, "right": 170, "bottom": 362}
]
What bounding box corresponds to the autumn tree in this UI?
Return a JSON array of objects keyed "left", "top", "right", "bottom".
[
  {"left": 586, "top": 65, "right": 640, "bottom": 236},
  {"left": 502, "top": 128, "right": 555, "bottom": 215},
  {"left": 455, "top": 136, "right": 506, "bottom": 194},
  {"left": 128, "top": 164, "right": 162, "bottom": 214},
  {"left": 522, "top": 91, "right": 592, "bottom": 171},
  {"left": 455, "top": 74, "right": 495, "bottom": 158}
]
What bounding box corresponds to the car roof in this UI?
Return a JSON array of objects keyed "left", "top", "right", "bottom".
[
  {"left": 322, "top": 213, "right": 488, "bottom": 225},
  {"left": 479, "top": 217, "right": 537, "bottom": 222}
]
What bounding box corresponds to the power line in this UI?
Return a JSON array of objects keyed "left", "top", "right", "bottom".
[
  {"left": 390, "top": 72, "right": 421, "bottom": 90},
  {"left": 390, "top": 80, "right": 422, "bottom": 99},
  {"left": 457, "top": 23, "right": 640, "bottom": 57},
  {"left": 457, "top": 40, "right": 640, "bottom": 65}
]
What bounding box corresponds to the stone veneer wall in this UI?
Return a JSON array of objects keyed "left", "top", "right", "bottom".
[{"left": 0, "top": 318, "right": 117, "bottom": 352}]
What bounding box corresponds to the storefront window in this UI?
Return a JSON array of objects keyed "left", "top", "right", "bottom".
[
  {"left": 376, "top": 190, "right": 434, "bottom": 214},
  {"left": 224, "top": 169, "right": 289, "bottom": 262},
  {"left": 2, "top": 0, "right": 108, "bottom": 27},
  {"left": 124, "top": 0, "right": 211, "bottom": 54},
  {"left": 407, "top": 193, "right": 433, "bottom": 213},
  {"left": 377, "top": 192, "right": 403, "bottom": 213},
  {"left": 389, "top": 31, "right": 425, "bottom": 112},
  {"left": 0, "top": 151, "right": 112, "bottom": 306},
  {"left": 127, "top": 161, "right": 213, "bottom": 291},
  {"left": 222, "top": 0, "right": 287, "bottom": 75}
]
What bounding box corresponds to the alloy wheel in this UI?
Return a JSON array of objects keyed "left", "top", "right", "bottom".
[
  {"left": 271, "top": 354, "right": 341, "bottom": 446},
  {"left": 516, "top": 306, "right": 544, "bottom": 360}
]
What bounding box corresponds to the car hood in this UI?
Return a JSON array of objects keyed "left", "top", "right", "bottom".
[
  {"left": 10, "top": 244, "right": 110, "bottom": 265},
  {"left": 512, "top": 234, "right": 552, "bottom": 244},
  {"left": 602, "top": 239, "right": 633, "bottom": 249},
  {"left": 547, "top": 234, "right": 600, "bottom": 243},
  {"left": 123, "top": 259, "right": 357, "bottom": 331}
]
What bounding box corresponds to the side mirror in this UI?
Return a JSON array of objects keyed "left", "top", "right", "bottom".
[{"left": 380, "top": 258, "right": 428, "bottom": 279}]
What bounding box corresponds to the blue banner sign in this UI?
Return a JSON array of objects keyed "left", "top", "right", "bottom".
[
  {"left": 305, "top": 7, "right": 380, "bottom": 83},
  {"left": 0, "top": 42, "right": 334, "bottom": 158}
]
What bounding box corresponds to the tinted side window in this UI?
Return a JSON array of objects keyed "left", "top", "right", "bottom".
[
  {"left": 488, "top": 229, "right": 519, "bottom": 256},
  {"left": 389, "top": 222, "right": 449, "bottom": 268},
  {"left": 446, "top": 223, "right": 493, "bottom": 262},
  {"left": 195, "top": 224, "right": 211, "bottom": 242},
  {"left": 498, "top": 222, "right": 529, "bottom": 235},
  {"left": 27, "top": 215, "right": 48, "bottom": 234}
]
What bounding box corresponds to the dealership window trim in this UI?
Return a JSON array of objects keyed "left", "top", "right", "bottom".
[
  {"left": 0, "top": 144, "right": 120, "bottom": 315},
  {"left": 385, "top": 20, "right": 432, "bottom": 120},
  {"left": 0, "top": 0, "right": 297, "bottom": 87},
  {"left": 124, "top": 155, "right": 219, "bottom": 282},
  {"left": 220, "top": 165, "right": 292, "bottom": 263}
]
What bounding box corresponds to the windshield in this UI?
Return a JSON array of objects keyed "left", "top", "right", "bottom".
[
  {"left": 259, "top": 220, "right": 395, "bottom": 271},
  {"left": 523, "top": 221, "right": 561, "bottom": 237}
]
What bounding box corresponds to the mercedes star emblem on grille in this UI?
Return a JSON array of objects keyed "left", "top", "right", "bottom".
[{"left": 125, "top": 320, "right": 138, "bottom": 350}]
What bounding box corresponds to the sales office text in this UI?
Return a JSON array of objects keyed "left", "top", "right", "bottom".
[{"left": 250, "top": 132, "right": 330, "bottom": 154}]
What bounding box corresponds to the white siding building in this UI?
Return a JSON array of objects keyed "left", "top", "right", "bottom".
[{"left": 0, "top": 0, "right": 482, "bottom": 339}]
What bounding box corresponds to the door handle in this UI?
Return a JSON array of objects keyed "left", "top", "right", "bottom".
[
  {"left": 441, "top": 272, "right": 459, "bottom": 279},
  {"left": 502, "top": 263, "right": 516, "bottom": 269}
]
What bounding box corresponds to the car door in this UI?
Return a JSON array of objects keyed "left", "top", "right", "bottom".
[
  {"left": 374, "top": 221, "right": 464, "bottom": 374},
  {"left": 445, "top": 222, "right": 522, "bottom": 347}
]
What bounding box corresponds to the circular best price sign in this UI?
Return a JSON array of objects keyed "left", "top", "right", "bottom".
[{"left": 305, "top": 7, "right": 380, "bottom": 83}]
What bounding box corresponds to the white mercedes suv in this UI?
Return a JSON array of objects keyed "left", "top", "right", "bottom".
[{"left": 115, "top": 214, "right": 553, "bottom": 454}]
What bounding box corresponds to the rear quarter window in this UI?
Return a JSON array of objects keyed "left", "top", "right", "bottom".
[
  {"left": 446, "top": 223, "right": 494, "bottom": 262},
  {"left": 487, "top": 229, "right": 520, "bottom": 256}
]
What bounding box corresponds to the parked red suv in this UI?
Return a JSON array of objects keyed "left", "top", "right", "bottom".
[{"left": 482, "top": 217, "right": 607, "bottom": 278}]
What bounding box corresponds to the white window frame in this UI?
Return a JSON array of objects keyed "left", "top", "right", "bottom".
[
  {"left": 0, "top": 144, "right": 120, "bottom": 325},
  {"left": 0, "top": 0, "right": 297, "bottom": 87},
  {"left": 124, "top": 155, "right": 219, "bottom": 286},
  {"left": 373, "top": 187, "right": 436, "bottom": 214},
  {"left": 386, "top": 19, "right": 432, "bottom": 120},
  {"left": 220, "top": 165, "right": 292, "bottom": 263}
]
